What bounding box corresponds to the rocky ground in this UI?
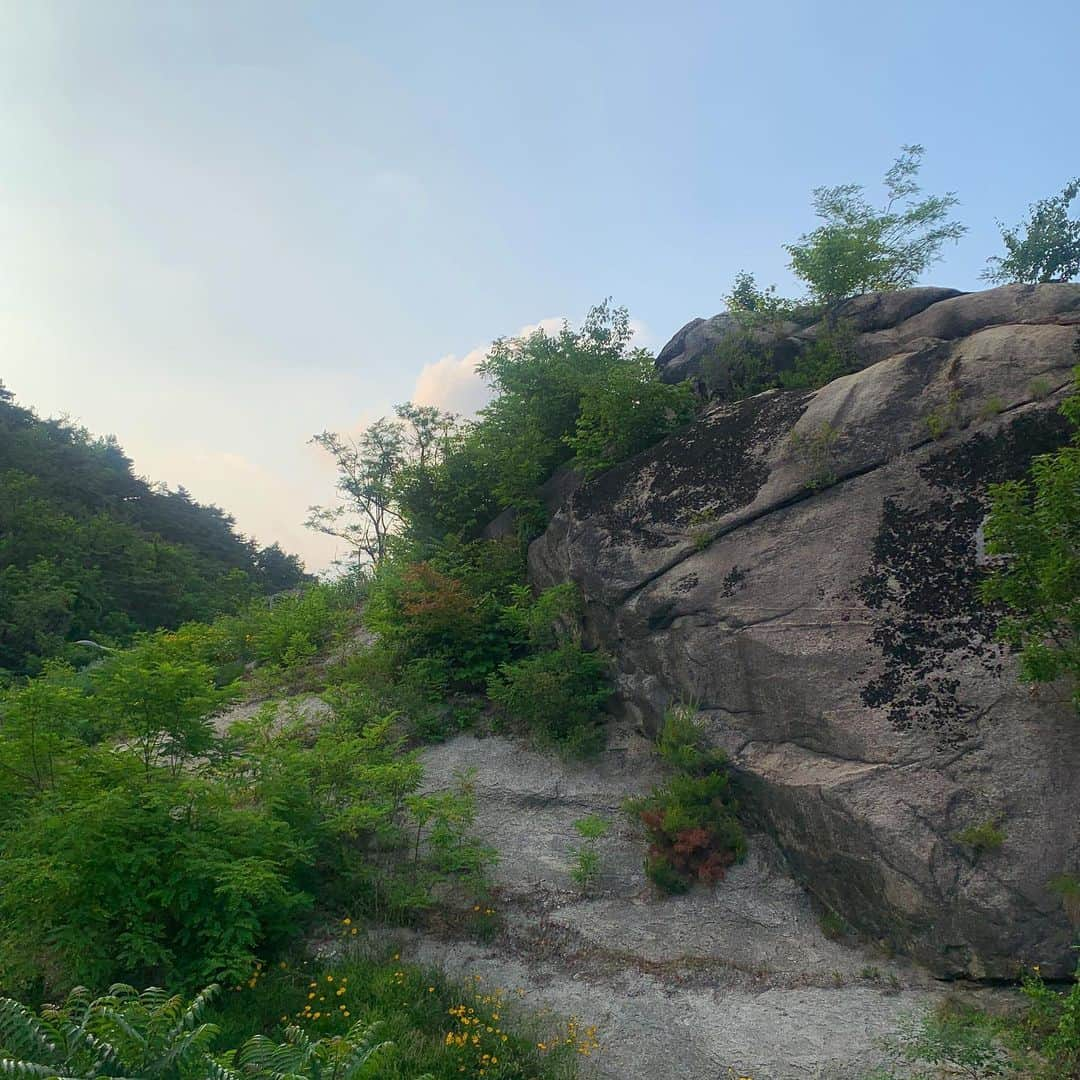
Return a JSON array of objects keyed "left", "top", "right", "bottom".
[{"left": 386, "top": 724, "right": 951, "bottom": 1080}]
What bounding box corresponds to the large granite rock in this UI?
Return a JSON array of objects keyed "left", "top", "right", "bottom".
[
  {"left": 530, "top": 283, "right": 1080, "bottom": 978},
  {"left": 654, "top": 284, "right": 1080, "bottom": 395}
]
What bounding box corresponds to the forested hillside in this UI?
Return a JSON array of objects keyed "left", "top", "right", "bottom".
[{"left": 0, "top": 384, "right": 308, "bottom": 677}]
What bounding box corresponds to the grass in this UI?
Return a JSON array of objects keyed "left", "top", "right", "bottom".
[
  {"left": 207, "top": 940, "right": 593, "bottom": 1079},
  {"left": 818, "top": 910, "right": 851, "bottom": 941},
  {"left": 955, "top": 819, "right": 1006, "bottom": 854}
]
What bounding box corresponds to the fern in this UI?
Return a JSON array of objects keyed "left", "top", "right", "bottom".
[
  {"left": 232, "top": 1021, "right": 391, "bottom": 1080},
  {"left": 0, "top": 984, "right": 230, "bottom": 1080}
]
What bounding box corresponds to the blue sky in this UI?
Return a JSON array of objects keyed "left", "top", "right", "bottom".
[{"left": 2, "top": 1, "right": 1076, "bottom": 568}]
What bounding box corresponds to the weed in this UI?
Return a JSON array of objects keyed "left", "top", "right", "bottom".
[
  {"left": 569, "top": 815, "right": 611, "bottom": 894},
  {"left": 955, "top": 819, "right": 1006, "bottom": 855},
  {"left": 1028, "top": 377, "right": 1053, "bottom": 400},
  {"left": 789, "top": 420, "right": 841, "bottom": 490},
  {"left": 819, "top": 910, "right": 850, "bottom": 941},
  {"left": 925, "top": 389, "right": 963, "bottom": 439},
  {"left": 1048, "top": 873, "right": 1080, "bottom": 926}
]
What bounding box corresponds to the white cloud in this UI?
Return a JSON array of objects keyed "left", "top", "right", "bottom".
[
  {"left": 412, "top": 316, "right": 564, "bottom": 416},
  {"left": 629, "top": 317, "right": 654, "bottom": 348}
]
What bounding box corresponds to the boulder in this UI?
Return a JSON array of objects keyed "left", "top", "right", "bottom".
[
  {"left": 654, "top": 283, "right": 1080, "bottom": 398},
  {"left": 530, "top": 283, "right": 1080, "bottom": 978},
  {"left": 655, "top": 312, "right": 805, "bottom": 393}
]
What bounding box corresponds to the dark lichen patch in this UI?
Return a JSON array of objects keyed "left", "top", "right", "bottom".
[
  {"left": 571, "top": 391, "right": 810, "bottom": 550},
  {"left": 858, "top": 409, "right": 1071, "bottom": 745},
  {"left": 721, "top": 565, "right": 747, "bottom": 597},
  {"left": 672, "top": 572, "right": 699, "bottom": 595}
]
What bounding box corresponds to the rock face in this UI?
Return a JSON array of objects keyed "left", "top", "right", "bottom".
[{"left": 531, "top": 283, "right": 1080, "bottom": 978}]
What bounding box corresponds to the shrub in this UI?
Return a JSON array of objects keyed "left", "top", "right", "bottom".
[
  {"left": 788, "top": 420, "right": 841, "bottom": 491},
  {"left": 486, "top": 642, "right": 611, "bottom": 754},
  {"left": 566, "top": 353, "right": 695, "bottom": 477},
  {"left": 0, "top": 755, "right": 313, "bottom": 993},
  {"left": 778, "top": 318, "right": 858, "bottom": 391},
  {"left": 1020, "top": 963, "right": 1080, "bottom": 1076},
  {"left": 0, "top": 982, "right": 228, "bottom": 1078},
  {"left": 365, "top": 560, "right": 514, "bottom": 690},
  {"left": 0, "top": 630, "right": 494, "bottom": 997},
  {"left": 877, "top": 1007, "right": 1014, "bottom": 1079},
  {"left": 475, "top": 300, "right": 651, "bottom": 508},
  {"left": 785, "top": 144, "right": 966, "bottom": 305},
  {"left": 984, "top": 177, "right": 1080, "bottom": 284},
  {"left": 819, "top": 911, "right": 850, "bottom": 941},
  {"left": 1029, "top": 377, "right": 1053, "bottom": 400},
  {"left": 924, "top": 389, "right": 963, "bottom": 440},
  {"left": 248, "top": 588, "right": 346, "bottom": 673},
  {"left": 628, "top": 706, "right": 746, "bottom": 893},
  {"left": 981, "top": 371, "right": 1080, "bottom": 709},
  {"left": 955, "top": 819, "right": 1006, "bottom": 855},
  {"left": 724, "top": 270, "right": 805, "bottom": 327},
  {"left": 0, "top": 959, "right": 593, "bottom": 1080},
  {"left": 1048, "top": 873, "right": 1080, "bottom": 927},
  {"left": 701, "top": 328, "right": 776, "bottom": 401}
]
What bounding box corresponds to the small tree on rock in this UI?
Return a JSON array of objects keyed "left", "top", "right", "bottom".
[{"left": 785, "top": 144, "right": 966, "bottom": 306}]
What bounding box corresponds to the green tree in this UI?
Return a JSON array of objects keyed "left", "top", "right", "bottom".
[
  {"left": 983, "top": 178, "right": 1080, "bottom": 284},
  {"left": 0, "top": 384, "right": 307, "bottom": 677},
  {"left": 475, "top": 301, "right": 651, "bottom": 507},
  {"left": 565, "top": 352, "right": 695, "bottom": 477},
  {"left": 982, "top": 371, "right": 1080, "bottom": 708},
  {"left": 785, "top": 145, "right": 966, "bottom": 305},
  {"left": 307, "top": 404, "right": 458, "bottom": 569},
  {"left": 0, "top": 666, "right": 84, "bottom": 797},
  {"left": 91, "top": 638, "right": 237, "bottom": 778}
]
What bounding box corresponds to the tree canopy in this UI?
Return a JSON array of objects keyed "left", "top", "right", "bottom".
[
  {"left": 983, "top": 178, "right": 1080, "bottom": 284},
  {"left": 785, "top": 145, "right": 966, "bottom": 305},
  {"left": 0, "top": 385, "right": 307, "bottom": 678}
]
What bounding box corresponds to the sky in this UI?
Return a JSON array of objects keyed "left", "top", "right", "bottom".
[{"left": 1, "top": 1, "right": 1076, "bottom": 571}]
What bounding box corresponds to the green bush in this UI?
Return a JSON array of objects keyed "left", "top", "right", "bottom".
[
  {"left": 981, "top": 370, "right": 1080, "bottom": 709},
  {"left": 1020, "top": 963, "right": 1080, "bottom": 1076},
  {"left": 249, "top": 588, "right": 347, "bottom": 672},
  {"left": 0, "top": 597, "right": 498, "bottom": 997},
  {"left": 788, "top": 420, "right": 841, "bottom": 491},
  {"left": 628, "top": 706, "right": 746, "bottom": 894},
  {"left": 778, "top": 318, "right": 858, "bottom": 391},
  {"left": 475, "top": 300, "right": 654, "bottom": 507},
  {"left": 984, "top": 177, "right": 1080, "bottom": 284},
  {"left": 0, "top": 755, "right": 312, "bottom": 993},
  {"left": 487, "top": 642, "right": 611, "bottom": 755},
  {"left": 873, "top": 964, "right": 1080, "bottom": 1079},
  {"left": 311, "top": 303, "right": 694, "bottom": 568},
  {"left": 701, "top": 309, "right": 857, "bottom": 403},
  {"left": 701, "top": 329, "right": 776, "bottom": 402},
  {"left": 364, "top": 560, "right": 515, "bottom": 691},
  {"left": 955, "top": 820, "right": 1006, "bottom": 854},
  {"left": 565, "top": 352, "right": 695, "bottom": 477},
  {"left": 0, "top": 983, "right": 230, "bottom": 1079}
]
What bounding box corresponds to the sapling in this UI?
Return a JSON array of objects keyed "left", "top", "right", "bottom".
[{"left": 570, "top": 814, "right": 610, "bottom": 894}]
